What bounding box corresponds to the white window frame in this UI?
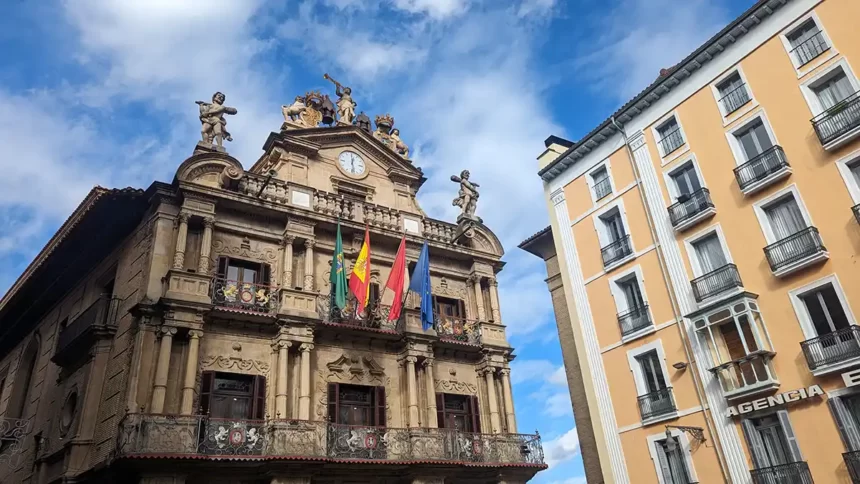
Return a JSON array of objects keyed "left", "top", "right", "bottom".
[
  {"left": 798, "top": 57, "right": 860, "bottom": 117},
  {"left": 778, "top": 11, "right": 838, "bottom": 78},
  {"left": 586, "top": 159, "right": 616, "bottom": 204},
  {"left": 651, "top": 112, "right": 689, "bottom": 164},
  {"left": 626, "top": 340, "right": 672, "bottom": 397},
  {"left": 724, "top": 108, "right": 781, "bottom": 168},
  {"left": 662, "top": 154, "right": 707, "bottom": 203},
  {"left": 788, "top": 274, "right": 858, "bottom": 341},
  {"left": 710, "top": 66, "right": 758, "bottom": 124},
  {"left": 835, "top": 148, "right": 860, "bottom": 204},
  {"left": 647, "top": 428, "right": 699, "bottom": 484},
  {"left": 752, "top": 184, "right": 815, "bottom": 244},
  {"left": 592, "top": 198, "right": 632, "bottom": 249},
  {"left": 609, "top": 265, "right": 650, "bottom": 312},
  {"left": 683, "top": 223, "right": 734, "bottom": 279}
]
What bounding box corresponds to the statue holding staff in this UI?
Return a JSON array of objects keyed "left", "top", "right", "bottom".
[
  {"left": 450, "top": 170, "right": 480, "bottom": 220},
  {"left": 196, "top": 92, "right": 237, "bottom": 148},
  {"left": 324, "top": 73, "right": 357, "bottom": 125}
]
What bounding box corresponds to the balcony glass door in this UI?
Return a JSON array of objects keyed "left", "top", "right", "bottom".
[
  {"left": 655, "top": 438, "right": 691, "bottom": 484},
  {"left": 737, "top": 120, "right": 774, "bottom": 161},
  {"left": 671, "top": 164, "right": 701, "bottom": 199},
  {"left": 814, "top": 72, "right": 854, "bottom": 110},
  {"left": 743, "top": 413, "right": 803, "bottom": 469},
  {"left": 764, "top": 197, "right": 806, "bottom": 241},
  {"left": 801, "top": 284, "right": 857, "bottom": 366},
  {"left": 693, "top": 234, "right": 727, "bottom": 274}
]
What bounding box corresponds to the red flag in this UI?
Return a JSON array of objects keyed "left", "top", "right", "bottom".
[
  {"left": 349, "top": 226, "right": 372, "bottom": 313},
  {"left": 385, "top": 236, "right": 407, "bottom": 321}
]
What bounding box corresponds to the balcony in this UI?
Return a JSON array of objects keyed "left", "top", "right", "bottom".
[
  {"left": 436, "top": 316, "right": 481, "bottom": 345},
  {"left": 0, "top": 417, "right": 32, "bottom": 469},
  {"left": 734, "top": 146, "right": 791, "bottom": 195},
  {"left": 593, "top": 177, "right": 612, "bottom": 201},
  {"left": 117, "top": 414, "right": 545, "bottom": 466},
  {"left": 709, "top": 350, "right": 779, "bottom": 400},
  {"left": 720, "top": 83, "right": 751, "bottom": 115},
  {"left": 691, "top": 264, "right": 743, "bottom": 303},
  {"left": 211, "top": 277, "right": 278, "bottom": 314},
  {"left": 637, "top": 388, "right": 677, "bottom": 423},
  {"left": 668, "top": 188, "right": 716, "bottom": 232},
  {"left": 659, "top": 128, "right": 685, "bottom": 156},
  {"left": 601, "top": 235, "right": 633, "bottom": 269},
  {"left": 618, "top": 305, "right": 652, "bottom": 339},
  {"left": 750, "top": 461, "right": 814, "bottom": 484},
  {"left": 53, "top": 295, "right": 120, "bottom": 366},
  {"left": 845, "top": 450, "right": 860, "bottom": 484},
  {"left": 319, "top": 295, "right": 400, "bottom": 334},
  {"left": 791, "top": 30, "right": 828, "bottom": 67},
  {"left": 854, "top": 204, "right": 860, "bottom": 225},
  {"left": 813, "top": 90, "right": 860, "bottom": 149},
  {"left": 764, "top": 227, "right": 828, "bottom": 277},
  {"left": 801, "top": 326, "right": 860, "bottom": 375}
]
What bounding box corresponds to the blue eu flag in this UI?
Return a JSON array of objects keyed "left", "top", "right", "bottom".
[{"left": 408, "top": 241, "right": 434, "bottom": 331}]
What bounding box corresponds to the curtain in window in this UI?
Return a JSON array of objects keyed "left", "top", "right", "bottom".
[
  {"left": 671, "top": 165, "right": 701, "bottom": 197},
  {"left": 788, "top": 20, "right": 817, "bottom": 48},
  {"left": 603, "top": 212, "right": 625, "bottom": 243},
  {"left": 620, "top": 279, "right": 645, "bottom": 310},
  {"left": 693, "top": 234, "right": 727, "bottom": 274},
  {"left": 765, "top": 197, "right": 806, "bottom": 240},
  {"left": 718, "top": 74, "right": 744, "bottom": 97},
  {"left": 830, "top": 396, "right": 860, "bottom": 451},
  {"left": 815, "top": 72, "right": 855, "bottom": 109},
  {"left": 737, "top": 121, "right": 774, "bottom": 160},
  {"left": 637, "top": 351, "right": 667, "bottom": 394},
  {"left": 655, "top": 438, "right": 689, "bottom": 484}
]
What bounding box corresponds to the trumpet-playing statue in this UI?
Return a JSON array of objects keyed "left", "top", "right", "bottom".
[
  {"left": 196, "top": 92, "right": 238, "bottom": 148},
  {"left": 324, "top": 73, "right": 357, "bottom": 125},
  {"left": 451, "top": 170, "right": 480, "bottom": 220}
]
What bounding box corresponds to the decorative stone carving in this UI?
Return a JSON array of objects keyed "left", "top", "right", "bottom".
[
  {"left": 354, "top": 111, "right": 372, "bottom": 134},
  {"left": 196, "top": 92, "right": 237, "bottom": 149},
  {"left": 434, "top": 379, "right": 478, "bottom": 395},
  {"left": 451, "top": 170, "right": 480, "bottom": 221},
  {"left": 324, "top": 73, "right": 356, "bottom": 125},
  {"left": 315, "top": 352, "right": 393, "bottom": 425},
  {"left": 389, "top": 129, "right": 409, "bottom": 158},
  {"left": 199, "top": 355, "right": 270, "bottom": 375},
  {"left": 433, "top": 278, "right": 468, "bottom": 300},
  {"left": 212, "top": 238, "right": 279, "bottom": 264},
  {"left": 282, "top": 95, "right": 307, "bottom": 124}
]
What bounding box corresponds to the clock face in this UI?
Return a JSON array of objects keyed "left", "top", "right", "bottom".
[{"left": 338, "top": 151, "right": 366, "bottom": 176}]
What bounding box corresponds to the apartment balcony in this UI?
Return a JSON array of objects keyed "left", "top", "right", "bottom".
[
  {"left": 791, "top": 30, "right": 828, "bottom": 67},
  {"left": 618, "top": 305, "right": 653, "bottom": 340},
  {"left": 659, "top": 128, "right": 685, "bottom": 156},
  {"left": 764, "top": 227, "right": 828, "bottom": 277},
  {"left": 691, "top": 264, "right": 743, "bottom": 303},
  {"left": 637, "top": 388, "right": 677, "bottom": 424},
  {"left": 750, "top": 461, "right": 813, "bottom": 484},
  {"left": 844, "top": 450, "right": 860, "bottom": 484},
  {"left": 709, "top": 350, "right": 779, "bottom": 400},
  {"left": 733, "top": 146, "right": 791, "bottom": 195},
  {"left": 319, "top": 295, "right": 401, "bottom": 334},
  {"left": 117, "top": 415, "right": 545, "bottom": 466},
  {"left": 720, "top": 83, "right": 751, "bottom": 115},
  {"left": 601, "top": 235, "right": 633, "bottom": 269},
  {"left": 853, "top": 204, "right": 860, "bottom": 225},
  {"left": 668, "top": 188, "right": 716, "bottom": 232},
  {"left": 436, "top": 316, "right": 481, "bottom": 345},
  {"left": 801, "top": 326, "right": 860, "bottom": 375},
  {"left": 593, "top": 177, "right": 612, "bottom": 201},
  {"left": 211, "top": 277, "right": 278, "bottom": 314},
  {"left": 0, "top": 417, "right": 32, "bottom": 469},
  {"left": 812, "top": 90, "right": 860, "bottom": 150},
  {"left": 52, "top": 295, "right": 120, "bottom": 366}
]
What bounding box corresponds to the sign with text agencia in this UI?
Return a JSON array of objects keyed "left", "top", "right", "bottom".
[{"left": 725, "top": 385, "right": 823, "bottom": 418}]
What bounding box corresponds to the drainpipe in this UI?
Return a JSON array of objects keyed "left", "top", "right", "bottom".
[{"left": 611, "top": 116, "right": 731, "bottom": 484}]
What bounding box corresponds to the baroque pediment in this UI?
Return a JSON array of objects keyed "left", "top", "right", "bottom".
[{"left": 327, "top": 352, "right": 386, "bottom": 380}]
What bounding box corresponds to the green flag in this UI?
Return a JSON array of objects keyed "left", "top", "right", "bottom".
[{"left": 329, "top": 222, "right": 348, "bottom": 309}]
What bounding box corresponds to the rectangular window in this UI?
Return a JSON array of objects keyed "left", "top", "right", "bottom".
[
  {"left": 801, "top": 284, "right": 850, "bottom": 336},
  {"left": 618, "top": 276, "right": 646, "bottom": 312},
  {"left": 742, "top": 411, "right": 803, "bottom": 468},
  {"left": 436, "top": 393, "right": 481, "bottom": 433},
  {"left": 813, "top": 71, "right": 855, "bottom": 110},
  {"left": 692, "top": 234, "right": 727, "bottom": 274},
  {"left": 787, "top": 19, "right": 828, "bottom": 67},
  {"left": 657, "top": 118, "right": 684, "bottom": 156},
  {"left": 591, "top": 166, "right": 612, "bottom": 201},
  {"left": 601, "top": 210, "right": 626, "bottom": 243},
  {"left": 850, "top": 160, "right": 860, "bottom": 188},
  {"left": 654, "top": 437, "right": 692, "bottom": 484},
  {"left": 830, "top": 393, "right": 860, "bottom": 451},
  {"left": 327, "top": 383, "right": 386, "bottom": 427},
  {"left": 199, "top": 371, "right": 266, "bottom": 420},
  {"left": 735, "top": 120, "right": 774, "bottom": 161},
  {"left": 764, "top": 196, "right": 806, "bottom": 241},
  {"left": 717, "top": 73, "right": 749, "bottom": 115},
  {"left": 636, "top": 350, "right": 667, "bottom": 394},
  {"left": 670, "top": 164, "right": 701, "bottom": 198}
]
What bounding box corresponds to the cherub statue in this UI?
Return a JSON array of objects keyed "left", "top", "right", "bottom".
[
  {"left": 389, "top": 128, "right": 409, "bottom": 158},
  {"left": 324, "top": 74, "right": 357, "bottom": 125},
  {"left": 450, "top": 170, "right": 480, "bottom": 220},
  {"left": 282, "top": 95, "right": 307, "bottom": 123},
  {"left": 196, "top": 92, "right": 237, "bottom": 148}
]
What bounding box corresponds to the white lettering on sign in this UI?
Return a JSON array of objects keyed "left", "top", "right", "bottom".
[
  {"left": 843, "top": 369, "right": 860, "bottom": 388},
  {"left": 725, "top": 385, "right": 823, "bottom": 418}
]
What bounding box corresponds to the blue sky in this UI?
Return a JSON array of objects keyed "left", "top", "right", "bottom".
[{"left": 0, "top": 0, "right": 753, "bottom": 482}]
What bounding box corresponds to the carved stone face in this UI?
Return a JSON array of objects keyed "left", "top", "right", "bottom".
[
  {"left": 391, "top": 129, "right": 399, "bottom": 136},
  {"left": 213, "top": 92, "right": 225, "bottom": 104},
  {"left": 344, "top": 87, "right": 352, "bottom": 95},
  {"left": 461, "top": 170, "right": 470, "bottom": 179}
]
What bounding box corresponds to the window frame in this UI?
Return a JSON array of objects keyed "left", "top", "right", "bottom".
[
  {"left": 586, "top": 159, "right": 616, "bottom": 204},
  {"left": 710, "top": 66, "right": 757, "bottom": 123},
  {"left": 683, "top": 224, "right": 734, "bottom": 279},
  {"left": 647, "top": 428, "right": 699, "bottom": 484},
  {"left": 663, "top": 154, "right": 706, "bottom": 203},
  {"left": 778, "top": 11, "right": 837, "bottom": 77},
  {"left": 835, "top": 149, "right": 860, "bottom": 205},
  {"left": 626, "top": 340, "right": 672, "bottom": 398},
  {"left": 592, "top": 198, "right": 631, "bottom": 249},
  {"left": 752, "top": 184, "right": 815, "bottom": 245},
  {"left": 724, "top": 109, "right": 780, "bottom": 168},
  {"left": 609, "top": 265, "right": 650, "bottom": 314},
  {"left": 798, "top": 58, "right": 860, "bottom": 117},
  {"left": 651, "top": 112, "right": 689, "bottom": 163},
  {"left": 788, "top": 274, "right": 857, "bottom": 341}
]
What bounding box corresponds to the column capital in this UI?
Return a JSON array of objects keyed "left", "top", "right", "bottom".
[
  {"left": 159, "top": 326, "right": 178, "bottom": 336},
  {"left": 299, "top": 343, "right": 314, "bottom": 353},
  {"left": 272, "top": 340, "right": 293, "bottom": 351},
  {"left": 499, "top": 368, "right": 510, "bottom": 376},
  {"left": 489, "top": 276, "right": 498, "bottom": 287},
  {"left": 304, "top": 239, "right": 315, "bottom": 249},
  {"left": 467, "top": 273, "right": 481, "bottom": 284},
  {"left": 421, "top": 358, "right": 434, "bottom": 369},
  {"left": 282, "top": 234, "right": 296, "bottom": 246},
  {"left": 405, "top": 355, "right": 418, "bottom": 364},
  {"left": 177, "top": 211, "right": 191, "bottom": 224},
  {"left": 188, "top": 329, "right": 204, "bottom": 339},
  {"left": 202, "top": 216, "right": 215, "bottom": 228}
]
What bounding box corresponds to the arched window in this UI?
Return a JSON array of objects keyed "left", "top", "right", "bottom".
[{"left": 5, "top": 337, "right": 39, "bottom": 420}]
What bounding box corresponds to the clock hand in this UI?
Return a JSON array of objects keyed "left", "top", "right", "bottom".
[{"left": 351, "top": 160, "right": 355, "bottom": 172}]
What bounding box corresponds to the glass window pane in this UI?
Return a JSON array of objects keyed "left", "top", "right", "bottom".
[
  {"left": 764, "top": 197, "right": 806, "bottom": 240},
  {"left": 693, "top": 234, "right": 727, "bottom": 273}
]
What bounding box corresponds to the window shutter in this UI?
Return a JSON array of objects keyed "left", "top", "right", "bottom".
[
  {"left": 199, "top": 371, "right": 215, "bottom": 415},
  {"left": 654, "top": 441, "right": 673, "bottom": 483},
  {"left": 741, "top": 418, "right": 768, "bottom": 468},
  {"left": 436, "top": 393, "right": 445, "bottom": 429},
  {"left": 468, "top": 395, "right": 482, "bottom": 433},
  {"left": 327, "top": 383, "right": 339, "bottom": 423},
  {"left": 829, "top": 397, "right": 860, "bottom": 451},
  {"left": 777, "top": 410, "right": 803, "bottom": 462},
  {"left": 216, "top": 256, "right": 229, "bottom": 279},
  {"left": 251, "top": 375, "right": 266, "bottom": 420},
  {"left": 375, "top": 386, "right": 386, "bottom": 427},
  {"left": 457, "top": 299, "right": 466, "bottom": 319},
  {"left": 260, "top": 263, "right": 272, "bottom": 286}
]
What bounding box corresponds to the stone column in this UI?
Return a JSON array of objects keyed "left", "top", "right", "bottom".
[
  {"left": 180, "top": 330, "right": 203, "bottom": 415},
  {"left": 172, "top": 212, "right": 190, "bottom": 270},
  {"left": 303, "top": 240, "right": 315, "bottom": 291},
  {"left": 484, "top": 368, "right": 501, "bottom": 433},
  {"left": 150, "top": 326, "right": 177, "bottom": 413},
  {"left": 298, "top": 343, "right": 314, "bottom": 419},
  {"left": 500, "top": 368, "right": 517, "bottom": 433},
  {"left": 423, "top": 359, "right": 438, "bottom": 428},
  {"left": 488, "top": 277, "right": 502, "bottom": 323},
  {"left": 282, "top": 235, "right": 295, "bottom": 288},
  {"left": 471, "top": 275, "right": 486, "bottom": 321},
  {"left": 274, "top": 340, "right": 292, "bottom": 419},
  {"left": 197, "top": 217, "right": 214, "bottom": 274},
  {"left": 406, "top": 356, "right": 420, "bottom": 427}
]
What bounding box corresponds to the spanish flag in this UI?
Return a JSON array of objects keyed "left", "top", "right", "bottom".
[{"left": 349, "top": 226, "right": 371, "bottom": 313}]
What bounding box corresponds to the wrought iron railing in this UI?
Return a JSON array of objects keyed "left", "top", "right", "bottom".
[
  {"left": 734, "top": 146, "right": 790, "bottom": 191},
  {"left": 211, "top": 277, "right": 278, "bottom": 313},
  {"left": 750, "top": 461, "right": 814, "bottom": 484},
  {"left": 56, "top": 295, "right": 121, "bottom": 356},
  {"left": 618, "top": 305, "right": 652, "bottom": 337},
  {"left": 719, "top": 83, "right": 751, "bottom": 115},
  {"left": 601, "top": 234, "right": 632, "bottom": 268},
  {"left": 117, "top": 414, "right": 545, "bottom": 465},
  {"left": 435, "top": 316, "right": 481, "bottom": 345},
  {"left": 813, "top": 90, "right": 860, "bottom": 146},
  {"left": 790, "top": 30, "right": 828, "bottom": 67},
  {"left": 668, "top": 188, "right": 714, "bottom": 228},
  {"left": 593, "top": 177, "right": 612, "bottom": 201},
  {"left": 637, "top": 388, "right": 676, "bottom": 421},
  {"left": 658, "top": 127, "right": 685, "bottom": 156},
  {"left": 709, "top": 351, "right": 778, "bottom": 396},
  {"left": 844, "top": 450, "right": 860, "bottom": 484},
  {"left": 764, "top": 227, "right": 826, "bottom": 273},
  {"left": 691, "top": 264, "right": 743, "bottom": 302},
  {"left": 318, "top": 294, "right": 400, "bottom": 332},
  {"left": 801, "top": 325, "right": 860, "bottom": 372},
  {"left": 0, "top": 417, "right": 32, "bottom": 469}
]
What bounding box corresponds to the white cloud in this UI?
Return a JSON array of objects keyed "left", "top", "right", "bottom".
[
  {"left": 391, "top": 0, "right": 471, "bottom": 19},
  {"left": 548, "top": 364, "right": 568, "bottom": 386},
  {"left": 549, "top": 478, "right": 588, "bottom": 484},
  {"left": 544, "top": 391, "right": 573, "bottom": 417},
  {"left": 510, "top": 359, "right": 567, "bottom": 386},
  {"left": 517, "top": 0, "right": 556, "bottom": 18},
  {"left": 544, "top": 427, "right": 581, "bottom": 468}
]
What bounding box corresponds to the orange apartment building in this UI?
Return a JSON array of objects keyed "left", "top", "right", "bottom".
[{"left": 529, "top": 0, "right": 860, "bottom": 482}]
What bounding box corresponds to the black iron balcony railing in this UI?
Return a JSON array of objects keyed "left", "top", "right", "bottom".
[
  {"left": 435, "top": 315, "right": 481, "bottom": 345},
  {"left": 691, "top": 264, "right": 743, "bottom": 302},
  {"left": 750, "top": 461, "right": 814, "bottom": 484},
  {"left": 637, "top": 388, "right": 676, "bottom": 422},
  {"left": 813, "top": 91, "right": 860, "bottom": 146},
  {"left": 854, "top": 204, "right": 860, "bottom": 225},
  {"left": 618, "top": 305, "right": 652, "bottom": 337},
  {"left": 319, "top": 294, "right": 401, "bottom": 333},
  {"left": 734, "top": 146, "right": 790, "bottom": 191},
  {"left": 601, "top": 234, "right": 633, "bottom": 268},
  {"left": 764, "top": 227, "right": 826, "bottom": 273},
  {"left": 659, "top": 127, "right": 685, "bottom": 156},
  {"left": 800, "top": 325, "right": 860, "bottom": 372},
  {"left": 593, "top": 177, "right": 612, "bottom": 201},
  {"left": 719, "top": 83, "right": 751, "bottom": 115},
  {"left": 790, "top": 30, "right": 828, "bottom": 67},
  {"left": 54, "top": 295, "right": 120, "bottom": 365},
  {"left": 0, "top": 417, "right": 32, "bottom": 469},
  {"left": 709, "top": 350, "right": 778, "bottom": 397},
  {"left": 668, "top": 188, "right": 715, "bottom": 228},
  {"left": 211, "top": 277, "right": 278, "bottom": 313},
  {"left": 844, "top": 450, "right": 860, "bottom": 484}
]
